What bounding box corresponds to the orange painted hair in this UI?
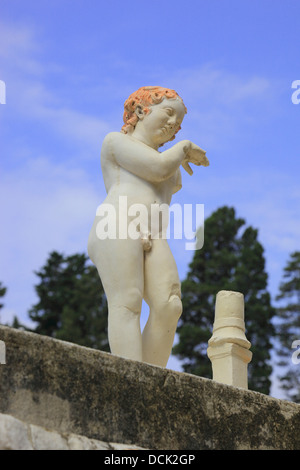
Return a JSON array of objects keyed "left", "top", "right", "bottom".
[{"left": 121, "top": 86, "right": 187, "bottom": 139}]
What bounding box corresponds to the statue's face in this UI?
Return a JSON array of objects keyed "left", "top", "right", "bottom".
[{"left": 136, "top": 98, "right": 186, "bottom": 147}]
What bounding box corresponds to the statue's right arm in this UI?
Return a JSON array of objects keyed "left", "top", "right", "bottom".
[{"left": 102, "top": 132, "right": 192, "bottom": 183}]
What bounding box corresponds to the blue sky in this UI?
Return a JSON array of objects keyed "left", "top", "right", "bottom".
[{"left": 0, "top": 0, "right": 299, "bottom": 397}]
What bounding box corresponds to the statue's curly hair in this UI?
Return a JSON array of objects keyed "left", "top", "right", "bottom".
[{"left": 121, "top": 86, "right": 187, "bottom": 141}]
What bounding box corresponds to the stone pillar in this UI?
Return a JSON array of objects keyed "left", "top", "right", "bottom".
[
  {"left": 0, "top": 340, "right": 5, "bottom": 364},
  {"left": 207, "top": 290, "right": 252, "bottom": 389}
]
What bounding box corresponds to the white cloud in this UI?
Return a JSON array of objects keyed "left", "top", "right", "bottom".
[
  {"left": 5, "top": 77, "right": 111, "bottom": 155},
  {"left": 0, "top": 20, "right": 277, "bottom": 159},
  {"left": 169, "top": 64, "right": 271, "bottom": 105},
  {"left": 0, "top": 20, "right": 111, "bottom": 154},
  {"left": 0, "top": 155, "right": 105, "bottom": 325},
  {"left": 0, "top": 19, "right": 43, "bottom": 76},
  {"left": 0, "top": 20, "right": 111, "bottom": 324},
  {"left": 149, "top": 64, "right": 276, "bottom": 153},
  {"left": 27, "top": 96, "right": 110, "bottom": 154}
]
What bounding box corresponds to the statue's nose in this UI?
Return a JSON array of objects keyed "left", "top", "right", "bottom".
[{"left": 168, "top": 115, "right": 177, "bottom": 127}]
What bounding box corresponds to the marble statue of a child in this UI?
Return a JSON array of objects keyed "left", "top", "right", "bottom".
[{"left": 88, "top": 86, "right": 209, "bottom": 367}]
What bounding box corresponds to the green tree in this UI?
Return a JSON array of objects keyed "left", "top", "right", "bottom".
[
  {"left": 173, "top": 206, "right": 275, "bottom": 395},
  {"left": 275, "top": 251, "right": 300, "bottom": 403},
  {"left": 0, "top": 282, "right": 7, "bottom": 310},
  {"left": 0, "top": 283, "right": 24, "bottom": 329},
  {"left": 28, "top": 251, "right": 109, "bottom": 351},
  {"left": 0, "top": 282, "right": 7, "bottom": 323}
]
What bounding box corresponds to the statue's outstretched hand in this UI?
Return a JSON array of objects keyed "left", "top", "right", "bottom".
[{"left": 182, "top": 143, "right": 209, "bottom": 175}]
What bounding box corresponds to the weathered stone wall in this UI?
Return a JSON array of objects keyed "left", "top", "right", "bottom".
[
  {"left": 0, "top": 413, "right": 144, "bottom": 450},
  {"left": 0, "top": 325, "right": 300, "bottom": 450}
]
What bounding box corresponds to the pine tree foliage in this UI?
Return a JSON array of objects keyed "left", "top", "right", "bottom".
[
  {"left": 275, "top": 251, "right": 300, "bottom": 402},
  {"left": 0, "top": 282, "right": 7, "bottom": 311},
  {"left": 28, "top": 251, "right": 109, "bottom": 351}
]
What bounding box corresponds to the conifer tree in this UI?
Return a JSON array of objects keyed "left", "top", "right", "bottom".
[
  {"left": 28, "top": 251, "right": 109, "bottom": 351},
  {"left": 173, "top": 206, "right": 275, "bottom": 395},
  {"left": 0, "top": 282, "right": 6, "bottom": 311},
  {"left": 275, "top": 251, "right": 300, "bottom": 402},
  {"left": 0, "top": 282, "right": 7, "bottom": 323}
]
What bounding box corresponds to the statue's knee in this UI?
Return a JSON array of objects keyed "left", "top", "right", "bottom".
[
  {"left": 109, "top": 287, "right": 143, "bottom": 316},
  {"left": 168, "top": 294, "right": 183, "bottom": 320}
]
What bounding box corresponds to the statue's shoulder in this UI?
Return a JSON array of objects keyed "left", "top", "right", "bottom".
[
  {"left": 101, "top": 132, "right": 129, "bottom": 161},
  {"left": 103, "top": 132, "right": 129, "bottom": 152},
  {"left": 103, "top": 131, "right": 126, "bottom": 145}
]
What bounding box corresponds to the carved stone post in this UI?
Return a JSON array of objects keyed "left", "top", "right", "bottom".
[
  {"left": 0, "top": 340, "right": 5, "bottom": 364},
  {"left": 207, "top": 290, "right": 252, "bottom": 389}
]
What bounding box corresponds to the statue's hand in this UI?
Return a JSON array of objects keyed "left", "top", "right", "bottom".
[{"left": 182, "top": 143, "right": 209, "bottom": 175}]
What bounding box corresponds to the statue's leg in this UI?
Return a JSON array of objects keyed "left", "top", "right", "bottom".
[
  {"left": 142, "top": 238, "right": 182, "bottom": 367},
  {"left": 89, "top": 233, "right": 144, "bottom": 362}
]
